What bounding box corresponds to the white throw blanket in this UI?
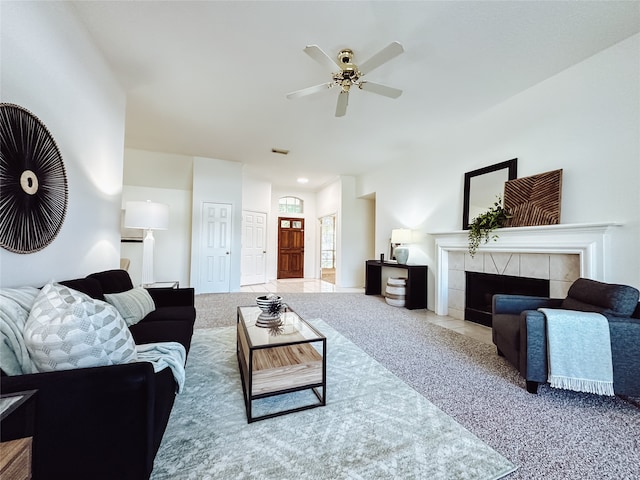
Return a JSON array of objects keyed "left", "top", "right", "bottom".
[
  {"left": 0, "top": 287, "right": 40, "bottom": 375},
  {"left": 540, "top": 308, "right": 614, "bottom": 396},
  {"left": 136, "top": 342, "right": 187, "bottom": 393}
]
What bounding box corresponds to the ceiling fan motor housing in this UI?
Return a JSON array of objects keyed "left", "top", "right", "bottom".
[
  {"left": 335, "top": 48, "right": 360, "bottom": 91},
  {"left": 338, "top": 49, "right": 353, "bottom": 64}
]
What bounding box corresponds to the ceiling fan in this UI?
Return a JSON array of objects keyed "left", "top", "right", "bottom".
[{"left": 286, "top": 41, "right": 404, "bottom": 117}]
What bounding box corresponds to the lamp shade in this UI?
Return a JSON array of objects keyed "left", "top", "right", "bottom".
[
  {"left": 391, "top": 228, "right": 411, "bottom": 244},
  {"left": 124, "top": 201, "right": 169, "bottom": 230}
]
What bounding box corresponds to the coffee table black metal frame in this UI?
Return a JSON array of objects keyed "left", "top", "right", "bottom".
[{"left": 236, "top": 305, "right": 326, "bottom": 423}]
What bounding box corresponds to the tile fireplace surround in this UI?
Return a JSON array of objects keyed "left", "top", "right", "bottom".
[{"left": 430, "top": 223, "right": 620, "bottom": 320}]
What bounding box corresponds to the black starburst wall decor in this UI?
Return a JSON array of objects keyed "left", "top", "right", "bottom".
[{"left": 0, "top": 103, "right": 68, "bottom": 253}]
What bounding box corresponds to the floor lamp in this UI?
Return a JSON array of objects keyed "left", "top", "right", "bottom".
[{"left": 124, "top": 201, "right": 169, "bottom": 286}]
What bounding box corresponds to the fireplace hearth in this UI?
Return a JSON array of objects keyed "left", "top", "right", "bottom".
[{"left": 465, "top": 272, "right": 549, "bottom": 327}]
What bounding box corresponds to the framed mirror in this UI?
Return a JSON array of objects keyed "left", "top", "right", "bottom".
[{"left": 462, "top": 158, "right": 517, "bottom": 230}]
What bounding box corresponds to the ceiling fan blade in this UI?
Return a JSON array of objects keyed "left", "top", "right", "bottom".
[
  {"left": 335, "top": 91, "right": 349, "bottom": 117},
  {"left": 358, "top": 41, "right": 404, "bottom": 75},
  {"left": 286, "top": 82, "right": 333, "bottom": 100},
  {"left": 304, "top": 45, "right": 339, "bottom": 71},
  {"left": 359, "top": 81, "right": 402, "bottom": 99}
]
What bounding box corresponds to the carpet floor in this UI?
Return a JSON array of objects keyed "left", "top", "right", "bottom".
[
  {"left": 152, "top": 321, "right": 516, "bottom": 479},
  {"left": 185, "top": 292, "right": 639, "bottom": 480}
]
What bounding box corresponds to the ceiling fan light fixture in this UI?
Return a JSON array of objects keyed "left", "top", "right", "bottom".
[{"left": 287, "top": 41, "right": 404, "bottom": 117}]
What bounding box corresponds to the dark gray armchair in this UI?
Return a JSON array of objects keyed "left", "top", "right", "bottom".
[{"left": 492, "top": 278, "right": 640, "bottom": 395}]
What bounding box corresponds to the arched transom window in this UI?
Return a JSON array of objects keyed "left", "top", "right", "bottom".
[{"left": 278, "top": 196, "right": 303, "bottom": 214}]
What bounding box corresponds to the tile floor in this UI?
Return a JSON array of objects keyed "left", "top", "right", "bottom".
[{"left": 240, "top": 278, "right": 493, "bottom": 345}]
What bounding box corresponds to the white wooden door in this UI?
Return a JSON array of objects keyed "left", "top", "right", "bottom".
[
  {"left": 241, "top": 211, "right": 267, "bottom": 285},
  {"left": 199, "top": 202, "right": 232, "bottom": 293}
]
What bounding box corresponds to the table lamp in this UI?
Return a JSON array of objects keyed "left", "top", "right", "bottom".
[
  {"left": 391, "top": 228, "right": 412, "bottom": 264},
  {"left": 124, "top": 200, "right": 169, "bottom": 285}
]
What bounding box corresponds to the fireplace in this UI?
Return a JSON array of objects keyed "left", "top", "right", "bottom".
[
  {"left": 430, "top": 223, "right": 619, "bottom": 320},
  {"left": 465, "top": 272, "right": 550, "bottom": 327}
]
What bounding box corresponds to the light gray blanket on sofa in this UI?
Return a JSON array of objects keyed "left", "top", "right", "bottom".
[
  {"left": 1, "top": 286, "right": 185, "bottom": 392},
  {"left": 136, "top": 342, "right": 186, "bottom": 393},
  {"left": 0, "top": 286, "right": 40, "bottom": 375},
  {"left": 540, "top": 308, "right": 614, "bottom": 396}
]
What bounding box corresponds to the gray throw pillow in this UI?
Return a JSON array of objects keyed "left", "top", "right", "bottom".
[
  {"left": 104, "top": 287, "right": 155, "bottom": 326},
  {"left": 24, "top": 283, "right": 137, "bottom": 372}
]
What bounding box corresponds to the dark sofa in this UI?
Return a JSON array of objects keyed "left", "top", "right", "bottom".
[
  {"left": 0, "top": 269, "right": 196, "bottom": 480},
  {"left": 492, "top": 277, "right": 640, "bottom": 396}
]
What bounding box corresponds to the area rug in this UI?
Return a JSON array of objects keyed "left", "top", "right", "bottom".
[{"left": 151, "top": 320, "right": 517, "bottom": 479}]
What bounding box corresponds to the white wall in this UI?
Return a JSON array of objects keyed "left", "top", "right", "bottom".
[
  {"left": 242, "top": 175, "right": 272, "bottom": 212},
  {"left": 121, "top": 186, "right": 192, "bottom": 287},
  {"left": 124, "top": 148, "right": 193, "bottom": 190},
  {"left": 316, "top": 180, "right": 341, "bottom": 218},
  {"left": 191, "top": 157, "right": 243, "bottom": 292},
  {"left": 337, "top": 177, "right": 374, "bottom": 288},
  {"left": 0, "top": 2, "right": 126, "bottom": 287},
  {"left": 316, "top": 177, "right": 374, "bottom": 288},
  {"left": 122, "top": 149, "right": 194, "bottom": 287},
  {"left": 359, "top": 34, "right": 640, "bottom": 308}
]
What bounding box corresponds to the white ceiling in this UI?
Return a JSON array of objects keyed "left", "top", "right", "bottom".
[{"left": 71, "top": 1, "right": 640, "bottom": 191}]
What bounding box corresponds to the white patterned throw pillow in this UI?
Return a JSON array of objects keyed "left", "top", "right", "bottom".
[
  {"left": 104, "top": 287, "right": 155, "bottom": 326},
  {"left": 24, "top": 283, "right": 137, "bottom": 372}
]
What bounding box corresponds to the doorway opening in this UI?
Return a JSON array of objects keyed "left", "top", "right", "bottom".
[{"left": 320, "top": 214, "right": 336, "bottom": 284}]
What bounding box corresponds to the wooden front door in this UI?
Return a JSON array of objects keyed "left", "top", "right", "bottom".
[{"left": 277, "top": 217, "right": 304, "bottom": 279}]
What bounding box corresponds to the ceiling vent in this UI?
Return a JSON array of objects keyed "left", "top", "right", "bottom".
[{"left": 271, "top": 148, "right": 290, "bottom": 155}]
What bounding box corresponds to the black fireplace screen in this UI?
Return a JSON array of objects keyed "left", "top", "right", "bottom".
[{"left": 465, "top": 272, "right": 550, "bottom": 327}]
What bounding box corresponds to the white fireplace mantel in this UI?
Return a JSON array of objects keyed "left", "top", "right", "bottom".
[{"left": 429, "top": 222, "right": 622, "bottom": 316}]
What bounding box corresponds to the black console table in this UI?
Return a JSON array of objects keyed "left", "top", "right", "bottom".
[{"left": 365, "top": 260, "right": 428, "bottom": 309}]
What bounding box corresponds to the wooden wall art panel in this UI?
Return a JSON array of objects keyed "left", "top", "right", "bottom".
[{"left": 503, "top": 169, "right": 562, "bottom": 227}]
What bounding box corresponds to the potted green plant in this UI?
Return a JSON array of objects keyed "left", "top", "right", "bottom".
[{"left": 468, "top": 196, "right": 510, "bottom": 257}]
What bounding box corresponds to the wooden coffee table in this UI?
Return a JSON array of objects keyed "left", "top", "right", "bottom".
[{"left": 236, "top": 305, "right": 326, "bottom": 423}]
